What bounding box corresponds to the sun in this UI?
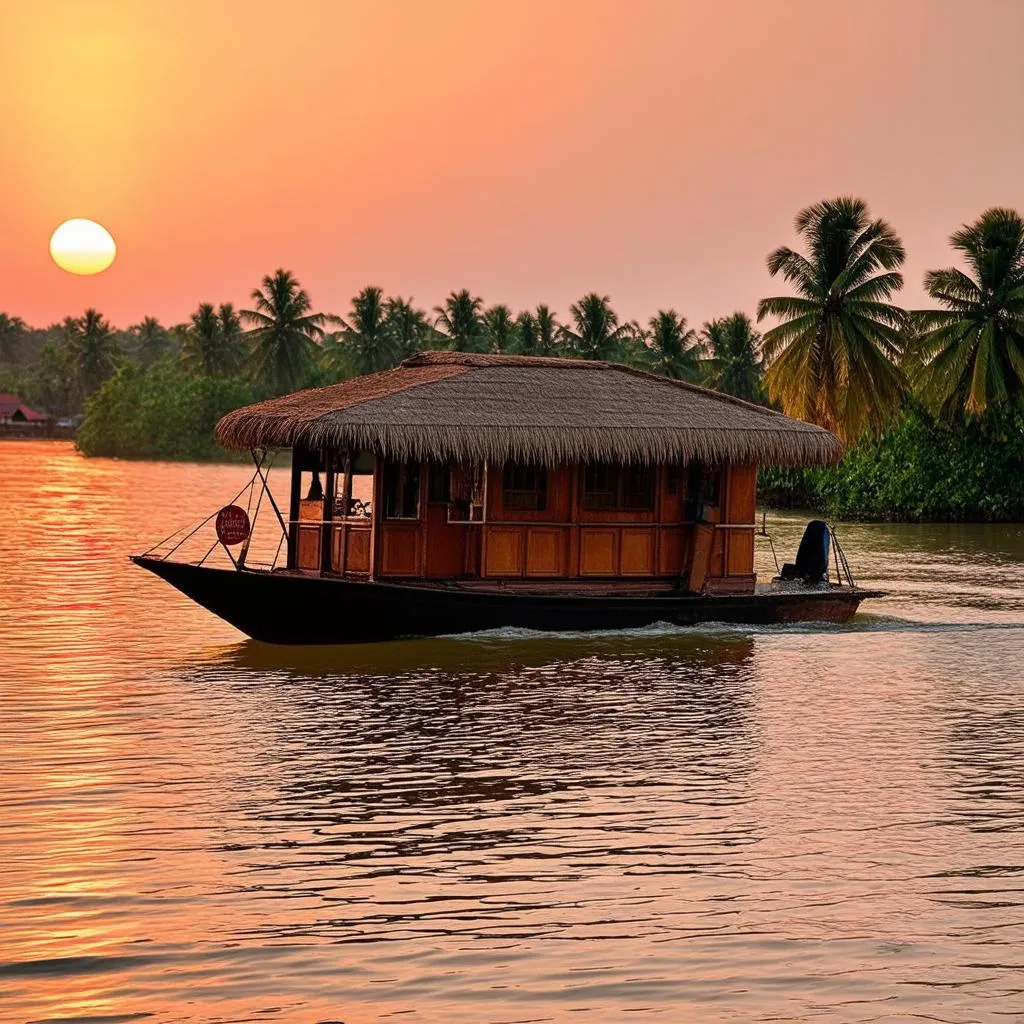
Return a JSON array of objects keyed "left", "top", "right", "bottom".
[{"left": 49, "top": 219, "right": 117, "bottom": 275}]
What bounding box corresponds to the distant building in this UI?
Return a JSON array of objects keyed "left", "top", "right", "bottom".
[{"left": 0, "top": 393, "right": 55, "bottom": 437}]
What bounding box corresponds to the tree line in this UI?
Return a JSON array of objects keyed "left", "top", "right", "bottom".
[
  {"left": 2, "top": 196, "right": 1022, "bottom": 517},
  {"left": 0, "top": 275, "right": 767, "bottom": 417}
]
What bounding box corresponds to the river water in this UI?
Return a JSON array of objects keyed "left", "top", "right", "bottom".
[{"left": 1, "top": 440, "right": 1023, "bottom": 1023}]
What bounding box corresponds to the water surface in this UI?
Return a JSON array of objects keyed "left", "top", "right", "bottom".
[{"left": 2, "top": 441, "right": 1023, "bottom": 1023}]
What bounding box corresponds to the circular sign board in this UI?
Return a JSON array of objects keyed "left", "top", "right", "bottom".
[{"left": 216, "top": 504, "right": 251, "bottom": 546}]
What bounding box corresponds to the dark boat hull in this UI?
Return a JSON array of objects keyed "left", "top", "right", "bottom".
[{"left": 132, "top": 556, "right": 880, "bottom": 645}]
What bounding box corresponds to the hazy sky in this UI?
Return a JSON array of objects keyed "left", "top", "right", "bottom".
[{"left": 3, "top": 0, "right": 1023, "bottom": 330}]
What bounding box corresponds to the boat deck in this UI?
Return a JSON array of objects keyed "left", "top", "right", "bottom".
[{"left": 277, "top": 569, "right": 877, "bottom": 601}]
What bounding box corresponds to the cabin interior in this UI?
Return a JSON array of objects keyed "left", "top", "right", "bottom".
[{"left": 286, "top": 446, "right": 759, "bottom": 594}]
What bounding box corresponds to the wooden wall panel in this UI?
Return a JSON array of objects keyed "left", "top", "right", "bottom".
[
  {"left": 424, "top": 506, "right": 464, "bottom": 578},
  {"left": 484, "top": 526, "right": 524, "bottom": 577},
  {"left": 346, "top": 527, "right": 371, "bottom": 574},
  {"left": 658, "top": 527, "right": 684, "bottom": 576},
  {"left": 525, "top": 527, "right": 565, "bottom": 576},
  {"left": 580, "top": 528, "right": 617, "bottom": 576},
  {"left": 727, "top": 464, "right": 757, "bottom": 524},
  {"left": 659, "top": 465, "right": 684, "bottom": 524},
  {"left": 490, "top": 465, "right": 572, "bottom": 521},
  {"left": 296, "top": 525, "right": 321, "bottom": 571},
  {"left": 709, "top": 526, "right": 726, "bottom": 579},
  {"left": 620, "top": 529, "right": 656, "bottom": 575},
  {"left": 381, "top": 524, "right": 419, "bottom": 576},
  {"left": 298, "top": 498, "right": 322, "bottom": 522},
  {"left": 727, "top": 529, "right": 755, "bottom": 577},
  {"left": 687, "top": 524, "right": 714, "bottom": 593}
]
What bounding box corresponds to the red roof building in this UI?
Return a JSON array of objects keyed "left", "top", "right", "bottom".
[{"left": 0, "top": 393, "right": 54, "bottom": 426}]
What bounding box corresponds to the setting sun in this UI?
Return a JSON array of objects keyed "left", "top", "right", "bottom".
[{"left": 49, "top": 218, "right": 116, "bottom": 276}]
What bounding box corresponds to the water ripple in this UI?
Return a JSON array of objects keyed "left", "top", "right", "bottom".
[{"left": 1, "top": 442, "right": 1022, "bottom": 1022}]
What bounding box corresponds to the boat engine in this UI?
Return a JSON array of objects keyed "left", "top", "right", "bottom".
[{"left": 779, "top": 519, "right": 830, "bottom": 584}]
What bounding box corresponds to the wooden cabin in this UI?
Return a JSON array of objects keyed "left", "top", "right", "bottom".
[{"left": 215, "top": 352, "right": 841, "bottom": 596}]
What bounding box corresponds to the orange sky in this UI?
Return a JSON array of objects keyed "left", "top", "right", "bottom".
[{"left": 2, "top": 0, "right": 1023, "bottom": 331}]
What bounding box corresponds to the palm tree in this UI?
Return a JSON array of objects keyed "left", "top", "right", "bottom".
[
  {"left": 339, "top": 286, "right": 393, "bottom": 374},
  {"left": 243, "top": 269, "right": 328, "bottom": 394},
  {"left": 702, "top": 313, "right": 764, "bottom": 402},
  {"left": 433, "top": 290, "right": 484, "bottom": 352},
  {"left": 514, "top": 311, "right": 537, "bottom": 355},
  {"left": 219, "top": 303, "right": 244, "bottom": 349},
  {"left": 384, "top": 296, "right": 434, "bottom": 358},
  {"left": 914, "top": 207, "right": 1024, "bottom": 418},
  {"left": 757, "top": 196, "right": 908, "bottom": 443},
  {"left": 482, "top": 304, "right": 516, "bottom": 352},
  {"left": 67, "top": 309, "right": 119, "bottom": 395},
  {"left": 0, "top": 313, "right": 26, "bottom": 363},
  {"left": 513, "top": 305, "right": 561, "bottom": 356},
  {"left": 129, "top": 316, "right": 170, "bottom": 365},
  {"left": 181, "top": 303, "right": 243, "bottom": 377},
  {"left": 562, "top": 293, "right": 635, "bottom": 361},
  {"left": 534, "top": 305, "right": 560, "bottom": 357},
  {"left": 644, "top": 310, "right": 701, "bottom": 381}
]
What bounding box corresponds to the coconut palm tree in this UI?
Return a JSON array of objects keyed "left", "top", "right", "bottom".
[
  {"left": 482, "top": 304, "right": 516, "bottom": 353},
  {"left": 339, "top": 286, "right": 393, "bottom": 374},
  {"left": 67, "top": 309, "right": 119, "bottom": 396},
  {"left": 514, "top": 311, "right": 537, "bottom": 355},
  {"left": 0, "top": 313, "right": 26, "bottom": 363},
  {"left": 180, "top": 303, "right": 243, "bottom": 377},
  {"left": 914, "top": 207, "right": 1024, "bottom": 418},
  {"left": 433, "top": 290, "right": 484, "bottom": 352},
  {"left": 243, "top": 269, "right": 328, "bottom": 395},
  {"left": 218, "top": 303, "right": 244, "bottom": 351},
  {"left": 757, "top": 196, "right": 908, "bottom": 443},
  {"left": 562, "top": 293, "right": 636, "bottom": 361},
  {"left": 533, "top": 304, "right": 560, "bottom": 356},
  {"left": 644, "top": 310, "right": 701, "bottom": 381},
  {"left": 701, "top": 313, "right": 764, "bottom": 402},
  {"left": 128, "top": 316, "right": 171, "bottom": 366},
  {"left": 384, "top": 296, "right": 434, "bottom": 358}
]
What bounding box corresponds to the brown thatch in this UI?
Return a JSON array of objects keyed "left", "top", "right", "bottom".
[{"left": 215, "top": 351, "right": 843, "bottom": 467}]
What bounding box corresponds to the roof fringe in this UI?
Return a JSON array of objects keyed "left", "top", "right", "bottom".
[{"left": 217, "top": 417, "right": 841, "bottom": 467}]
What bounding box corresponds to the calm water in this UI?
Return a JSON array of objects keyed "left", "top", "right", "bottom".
[{"left": 2, "top": 440, "right": 1023, "bottom": 1024}]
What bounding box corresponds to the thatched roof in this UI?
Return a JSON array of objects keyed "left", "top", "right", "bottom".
[{"left": 215, "top": 352, "right": 842, "bottom": 467}]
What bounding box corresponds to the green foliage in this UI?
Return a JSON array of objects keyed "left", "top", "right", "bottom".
[
  {"left": 325, "top": 289, "right": 435, "bottom": 377},
  {"left": 433, "top": 290, "right": 485, "bottom": 352},
  {"left": 482, "top": 304, "right": 516, "bottom": 353},
  {"left": 760, "top": 403, "right": 1024, "bottom": 521},
  {"left": 181, "top": 302, "right": 245, "bottom": 377},
  {"left": 0, "top": 313, "right": 26, "bottom": 363},
  {"left": 642, "top": 310, "right": 701, "bottom": 382},
  {"left": 915, "top": 208, "right": 1024, "bottom": 417},
  {"left": 563, "top": 293, "right": 638, "bottom": 361},
  {"left": 701, "top": 313, "right": 763, "bottom": 401},
  {"left": 758, "top": 196, "right": 908, "bottom": 443},
  {"left": 128, "top": 316, "right": 173, "bottom": 366},
  {"left": 66, "top": 308, "right": 121, "bottom": 396},
  {"left": 243, "top": 268, "right": 327, "bottom": 394},
  {"left": 76, "top": 360, "right": 257, "bottom": 461}
]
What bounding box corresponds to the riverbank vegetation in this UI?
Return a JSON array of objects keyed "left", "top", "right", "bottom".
[{"left": 2, "top": 200, "right": 1022, "bottom": 519}]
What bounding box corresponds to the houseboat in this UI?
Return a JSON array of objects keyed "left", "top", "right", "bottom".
[{"left": 132, "top": 351, "right": 881, "bottom": 644}]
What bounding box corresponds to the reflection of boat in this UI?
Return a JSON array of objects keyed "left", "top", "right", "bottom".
[
  {"left": 217, "top": 629, "right": 758, "bottom": 678},
  {"left": 133, "top": 352, "right": 881, "bottom": 644}
]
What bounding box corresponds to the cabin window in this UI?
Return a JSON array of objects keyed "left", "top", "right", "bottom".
[
  {"left": 686, "top": 462, "right": 722, "bottom": 520},
  {"left": 428, "top": 462, "right": 451, "bottom": 504},
  {"left": 622, "top": 465, "right": 654, "bottom": 509},
  {"left": 503, "top": 463, "right": 547, "bottom": 511},
  {"left": 582, "top": 463, "right": 654, "bottom": 511},
  {"left": 666, "top": 465, "right": 680, "bottom": 496},
  {"left": 384, "top": 459, "right": 421, "bottom": 519}
]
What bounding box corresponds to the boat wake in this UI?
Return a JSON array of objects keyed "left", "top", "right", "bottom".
[{"left": 442, "top": 614, "right": 1024, "bottom": 643}]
